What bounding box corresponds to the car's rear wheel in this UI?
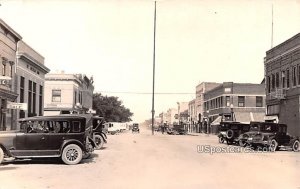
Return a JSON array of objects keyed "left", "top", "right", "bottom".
[
  {"left": 94, "top": 134, "right": 104, "bottom": 150},
  {"left": 0, "top": 148, "right": 4, "bottom": 164},
  {"left": 61, "top": 144, "right": 83, "bottom": 165},
  {"left": 292, "top": 140, "right": 300, "bottom": 152},
  {"left": 269, "top": 139, "right": 278, "bottom": 152}
]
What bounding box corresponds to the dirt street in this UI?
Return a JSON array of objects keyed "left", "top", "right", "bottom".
[{"left": 0, "top": 130, "right": 299, "bottom": 189}]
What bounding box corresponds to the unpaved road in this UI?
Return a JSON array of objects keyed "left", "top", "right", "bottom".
[{"left": 0, "top": 130, "right": 299, "bottom": 189}]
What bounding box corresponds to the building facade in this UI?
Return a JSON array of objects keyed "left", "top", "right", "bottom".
[
  {"left": 16, "top": 40, "right": 50, "bottom": 123},
  {"left": 195, "top": 82, "right": 220, "bottom": 123},
  {"left": 188, "top": 99, "right": 196, "bottom": 132},
  {"left": 203, "top": 82, "right": 266, "bottom": 133},
  {"left": 166, "top": 108, "right": 178, "bottom": 125},
  {"left": 44, "top": 72, "right": 94, "bottom": 115},
  {"left": 265, "top": 33, "right": 300, "bottom": 136},
  {"left": 0, "top": 19, "right": 22, "bottom": 130}
]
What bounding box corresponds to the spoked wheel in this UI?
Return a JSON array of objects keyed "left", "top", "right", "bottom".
[
  {"left": 292, "top": 140, "right": 300, "bottom": 152},
  {"left": 269, "top": 139, "right": 278, "bottom": 152},
  {"left": 94, "top": 134, "right": 104, "bottom": 150},
  {"left": 61, "top": 144, "right": 83, "bottom": 165}
]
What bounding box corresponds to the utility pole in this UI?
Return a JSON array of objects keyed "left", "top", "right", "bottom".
[{"left": 151, "top": 1, "right": 157, "bottom": 135}]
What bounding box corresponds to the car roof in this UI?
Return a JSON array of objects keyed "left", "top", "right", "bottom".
[{"left": 18, "top": 114, "right": 88, "bottom": 122}]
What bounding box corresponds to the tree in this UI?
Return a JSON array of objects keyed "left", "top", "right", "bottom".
[{"left": 92, "top": 93, "right": 133, "bottom": 122}]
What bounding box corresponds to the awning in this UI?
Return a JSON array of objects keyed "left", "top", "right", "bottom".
[
  {"left": 210, "top": 116, "right": 222, "bottom": 126},
  {"left": 234, "top": 112, "right": 265, "bottom": 123}
]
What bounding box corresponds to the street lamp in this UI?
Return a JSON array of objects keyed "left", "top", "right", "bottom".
[{"left": 151, "top": 1, "right": 157, "bottom": 135}]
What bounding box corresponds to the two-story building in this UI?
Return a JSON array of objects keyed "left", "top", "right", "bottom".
[
  {"left": 44, "top": 72, "right": 94, "bottom": 115},
  {"left": 203, "top": 82, "right": 266, "bottom": 133},
  {"left": 0, "top": 19, "right": 22, "bottom": 130},
  {"left": 265, "top": 33, "right": 300, "bottom": 136}
]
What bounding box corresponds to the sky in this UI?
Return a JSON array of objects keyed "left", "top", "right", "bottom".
[{"left": 0, "top": 0, "right": 300, "bottom": 123}]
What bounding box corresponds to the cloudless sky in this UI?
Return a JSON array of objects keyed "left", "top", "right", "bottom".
[{"left": 1, "top": 0, "right": 300, "bottom": 122}]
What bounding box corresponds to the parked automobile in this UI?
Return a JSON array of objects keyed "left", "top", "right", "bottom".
[
  {"left": 0, "top": 115, "right": 96, "bottom": 165},
  {"left": 85, "top": 115, "right": 107, "bottom": 150},
  {"left": 132, "top": 123, "right": 139, "bottom": 133},
  {"left": 166, "top": 124, "right": 186, "bottom": 135},
  {"left": 238, "top": 122, "right": 300, "bottom": 151},
  {"left": 217, "top": 121, "right": 250, "bottom": 145}
]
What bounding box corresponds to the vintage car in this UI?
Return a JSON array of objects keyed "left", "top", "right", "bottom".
[
  {"left": 132, "top": 123, "right": 139, "bottom": 133},
  {"left": 0, "top": 115, "right": 96, "bottom": 165},
  {"left": 85, "top": 114, "right": 107, "bottom": 150},
  {"left": 217, "top": 121, "right": 250, "bottom": 145},
  {"left": 238, "top": 122, "right": 300, "bottom": 151},
  {"left": 167, "top": 124, "right": 187, "bottom": 135}
]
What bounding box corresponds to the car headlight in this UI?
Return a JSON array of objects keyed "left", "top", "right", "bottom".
[{"left": 248, "top": 137, "right": 253, "bottom": 141}]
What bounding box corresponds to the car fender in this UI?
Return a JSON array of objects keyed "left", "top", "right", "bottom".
[
  {"left": 0, "top": 144, "right": 13, "bottom": 157},
  {"left": 60, "top": 139, "right": 85, "bottom": 155},
  {"left": 88, "top": 136, "right": 96, "bottom": 148},
  {"left": 99, "top": 133, "right": 107, "bottom": 143}
]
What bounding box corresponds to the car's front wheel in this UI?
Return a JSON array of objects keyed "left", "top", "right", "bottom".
[
  {"left": 269, "top": 139, "right": 278, "bottom": 152},
  {"left": 292, "top": 140, "right": 300, "bottom": 152},
  {"left": 0, "top": 148, "right": 4, "bottom": 164},
  {"left": 61, "top": 144, "right": 83, "bottom": 165},
  {"left": 94, "top": 134, "right": 104, "bottom": 150}
]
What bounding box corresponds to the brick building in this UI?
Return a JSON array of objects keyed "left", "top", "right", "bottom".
[
  {"left": 265, "top": 33, "right": 300, "bottom": 136},
  {"left": 203, "top": 82, "right": 266, "bottom": 133},
  {"left": 0, "top": 19, "right": 22, "bottom": 130},
  {"left": 44, "top": 72, "right": 94, "bottom": 115}
]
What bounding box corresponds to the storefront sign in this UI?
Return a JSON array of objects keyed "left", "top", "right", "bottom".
[{"left": 7, "top": 102, "right": 28, "bottom": 110}]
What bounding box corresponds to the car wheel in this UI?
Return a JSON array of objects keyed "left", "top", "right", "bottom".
[
  {"left": 219, "top": 137, "right": 225, "bottom": 143},
  {"left": 94, "top": 134, "right": 104, "bottom": 150},
  {"left": 269, "top": 139, "right": 278, "bottom": 152},
  {"left": 292, "top": 140, "right": 300, "bottom": 152},
  {"left": 0, "top": 148, "right": 4, "bottom": 164},
  {"left": 226, "top": 130, "right": 234, "bottom": 139},
  {"left": 61, "top": 144, "right": 83, "bottom": 165},
  {"left": 239, "top": 140, "right": 247, "bottom": 147}
]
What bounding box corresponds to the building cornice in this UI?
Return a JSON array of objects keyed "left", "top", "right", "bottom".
[{"left": 17, "top": 53, "right": 50, "bottom": 73}]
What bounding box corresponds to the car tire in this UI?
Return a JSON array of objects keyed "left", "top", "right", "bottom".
[
  {"left": 61, "top": 144, "right": 83, "bottom": 165},
  {"left": 94, "top": 134, "right": 104, "bottom": 150},
  {"left": 292, "top": 140, "right": 300, "bottom": 152},
  {"left": 269, "top": 139, "right": 278, "bottom": 152},
  {"left": 219, "top": 137, "right": 225, "bottom": 143},
  {"left": 226, "top": 130, "right": 234, "bottom": 139},
  {"left": 0, "top": 148, "right": 4, "bottom": 164}
]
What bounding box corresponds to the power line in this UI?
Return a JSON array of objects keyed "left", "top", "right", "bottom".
[{"left": 95, "top": 91, "right": 195, "bottom": 95}]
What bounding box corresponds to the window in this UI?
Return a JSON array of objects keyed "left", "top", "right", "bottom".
[
  {"left": 287, "top": 68, "right": 290, "bottom": 88},
  {"left": 282, "top": 71, "right": 286, "bottom": 88},
  {"left": 52, "top": 90, "right": 61, "bottom": 102},
  {"left": 8, "top": 62, "right": 13, "bottom": 77},
  {"left": 275, "top": 72, "right": 279, "bottom": 88},
  {"left": 19, "top": 76, "right": 25, "bottom": 118},
  {"left": 39, "top": 85, "right": 43, "bottom": 116},
  {"left": 267, "top": 76, "right": 271, "bottom": 93},
  {"left": 28, "top": 80, "right": 32, "bottom": 116},
  {"left": 226, "top": 96, "right": 230, "bottom": 107},
  {"left": 238, "top": 96, "right": 245, "bottom": 107},
  {"left": 73, "top": 121, "right": 81, "bottom": 133},
  {"left": 2, "top": 62, "right": 6, "bottom": 76},
  {"left": 293, "top": 66, "right": 297, "bottom": 86},
  {"left": 271, "top": 74, "right": 275, "bottom": 90},
  {"left": 256, "top": 96, "right": 263, "bottom": 107},
  {"left": 33, "top": 82, "right": 36, "bottom": 115}
]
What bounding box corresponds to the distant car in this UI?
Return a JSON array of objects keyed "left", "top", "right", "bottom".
[
  {"left": 132, "top": 123, "right": 139, "bottom": 133},
  {"left": 217, "top": 121, "right": 250, "bottom": 145},
  {"left": 0, "top": 115, "right": 96, "bottom": 165},
  {"left": 238, "top": 122, "right": 300, "bottom": 151}
]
